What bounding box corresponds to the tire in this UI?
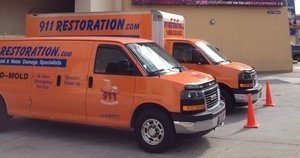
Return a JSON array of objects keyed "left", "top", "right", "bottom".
[
  {"left": 0, "top": 98, "right": 10, "bottom": 131},
  {"left": 134, "top": 108, "right": 175, "bottom": 153},
  {"left": 220, "top": 89, "right": 235, "bottom": 113}
]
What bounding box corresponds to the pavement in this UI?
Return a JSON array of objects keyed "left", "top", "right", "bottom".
[{"left": 0, "top": 64, "right": 299, "bottom": 158}]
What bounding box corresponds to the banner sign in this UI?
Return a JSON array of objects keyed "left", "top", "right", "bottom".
[
  {"left": 25, "top": 14, "right": 152, "bottom": 39},
  {"left": 132, "top": 0, "right": 285, "bottom": 7}
]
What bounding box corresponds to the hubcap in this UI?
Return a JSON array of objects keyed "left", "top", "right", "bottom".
[{"left": 141, "top": 119, "right": 164, "bottom": 145}]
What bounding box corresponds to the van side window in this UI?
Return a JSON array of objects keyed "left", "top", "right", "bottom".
[
  {"left": 173, "top": 43, "right": 208, "bottom": 64},
  {"left": 94, "top": 45, "right": 139, "bottom": 76}
]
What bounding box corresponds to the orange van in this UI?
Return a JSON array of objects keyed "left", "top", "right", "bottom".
[
  {"left": 24, "top": 10, "right": 261, "bottom": 111},
  {"left": 0, "top": 37, "right": 225, "bottom": 153},
  {"left": 164, "top": 38, "right": 262, "bottom": 111}
]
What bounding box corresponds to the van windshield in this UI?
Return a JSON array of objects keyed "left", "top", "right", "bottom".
[
  {"left": 126, "top": 42, "right": 184, "bottom": 76},
  {"left": 195, "top": 41, "right": 229, "bottom": 65}
]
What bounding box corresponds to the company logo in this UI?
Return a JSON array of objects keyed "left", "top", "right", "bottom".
[
  {"left": 38, "top": 19, "right": 140, "bottom": 32},
  {"left": 100, "top": 79, "right": 119, "bottom": 105},
  {"left": 210, "top": 93, "right": 218, "bottom": 101}
]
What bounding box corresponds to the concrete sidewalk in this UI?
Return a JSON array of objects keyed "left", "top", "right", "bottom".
[{"left": 258, "top": 63, "right": 300, "bottom": 84}]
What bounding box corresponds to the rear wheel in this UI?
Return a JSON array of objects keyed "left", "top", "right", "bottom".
[
  {"left": 134, "top": 108, "right": 175, "bottom": 153},
  {"left": 0, "top": 98, "right": 10, "bottom": 131},
  {"left": 220, "top": 89, "right": 235, "bottom": 113}
]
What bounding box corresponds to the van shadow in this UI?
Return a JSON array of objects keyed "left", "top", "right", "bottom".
[
  {"left": 6, "top": 118, "right": 210, "bottom": 157},
  {"left": 224, "top": 105, "right": 265, "bottom": 125},
  {"left": 167, "top": 136, "right": 210, "bottom": 157},
  {"left": 224, "top": 107, "right": 248, "bottom": 125},
  {"left": 8, "top": 118, "right": 136, "bottom": 146}
]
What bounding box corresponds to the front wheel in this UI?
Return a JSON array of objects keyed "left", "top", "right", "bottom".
[
  {"left": 220, "top": 89, "right": 235, "bottom": 113},
  {"left": 134, "top": 108, "right": 175, "bottom": 153}
]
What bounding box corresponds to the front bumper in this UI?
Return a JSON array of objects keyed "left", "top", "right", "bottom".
[
  {"left": 234, "top": 83, "right": 262, "bottom": 103},
  {"left": 172, "top": 101, "right": 226, "bottom": 134}
]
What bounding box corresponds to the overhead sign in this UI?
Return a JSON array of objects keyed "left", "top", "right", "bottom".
[
  {"left": 25, "top": 14, "right": 152, "bottom": 38},
  {"left": 132, "top": 0, "right": 285, "bottom": 7}
]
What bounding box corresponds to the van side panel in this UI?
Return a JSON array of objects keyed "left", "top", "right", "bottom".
[
  {"left": 0, "top": 41, "right": 33, "bottom": 116},
  {"left": 52, "top": 41, "right": 93, "bottom": 123},
  {"left": 30, "top": 49, "right": 57, "bottom": 118},
  {"left": 132, "top": 77, "right": 182, "bottom": 114}
]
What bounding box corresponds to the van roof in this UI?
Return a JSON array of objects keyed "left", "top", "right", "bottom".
[
  {"left": 0, "top": 36, "right": 153, "bottom": 44},
  {"left": 165, "top": 37, "right": 208, "bottom": 44}
]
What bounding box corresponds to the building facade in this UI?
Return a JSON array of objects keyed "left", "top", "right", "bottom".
[
  {"left": 122, "top": 0, "right": 292, "bottom": 72},
  {"left": 0, "top": 0, "right": 74, "bottom": 37},
  {"left": 0, "top": 0, "right": 293, "bottom": 72}
]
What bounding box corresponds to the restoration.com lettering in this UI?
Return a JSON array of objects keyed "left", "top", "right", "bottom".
[{"left": 39, "top": 19, "right": 140, "bottom": 32}]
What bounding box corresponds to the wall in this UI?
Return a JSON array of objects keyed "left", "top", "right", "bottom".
[
  {"left": 75, "top": 0, "right": 122, "bottom": 12},
  {"left": 122, "top": 0, "right": 292, "bottom": 72},
  {"left": 0, "top": 0, "right": 74, "bottom": 36},
  {"left": 75, "top": 0, "right": 91, "bottom": 12}
]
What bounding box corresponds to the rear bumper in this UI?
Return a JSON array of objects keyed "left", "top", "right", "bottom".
[
  {"left": 234, "top": 83, "right": 262, "bottom": 103},
  {"left": 172, "top": 101, "right": 226, "bottom": 134}
]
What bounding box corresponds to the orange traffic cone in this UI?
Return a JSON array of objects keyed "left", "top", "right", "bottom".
[
  {"left": 264, "top": 81, "right": 275, "bottom": 107},
  {"left": 244, "top": 94, "right": 259, "bottom": 128}
]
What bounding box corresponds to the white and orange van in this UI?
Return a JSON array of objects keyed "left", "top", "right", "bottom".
[
  {"left": 0, "top": 36, "right": 225, "bottom": 153},
  {"left": 25, "top": 10, "right": 262, "bottom": 111}
]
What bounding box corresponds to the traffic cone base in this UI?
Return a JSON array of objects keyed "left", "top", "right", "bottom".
[
  {"left": 244, "top": 123, "right": 259, "bottom": 128},
  {"left": 264, "top": 81, "right": 275, "bottom": 107},
  {"left": 264, "top": 103, "right": 275, "bottom": 107},
  {"left": 244, "top": 94, "right": 259, "bottom": 129}
]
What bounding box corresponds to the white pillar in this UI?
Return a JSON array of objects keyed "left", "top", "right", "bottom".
[{"left": 75, "top": 0, "right": 122, "bottom": 12}]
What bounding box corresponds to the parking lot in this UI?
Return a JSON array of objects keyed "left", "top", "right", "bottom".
[{"left": 0, "top": 64, "right": 299, "bottom": 158}]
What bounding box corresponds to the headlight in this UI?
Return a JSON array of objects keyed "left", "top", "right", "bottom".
[
  {"left": 238, "top": 70, "right": 257, "bottom": 88},
  {"left": 181, "top": 90, "right": 204, "bottom": 100},
  {"left": 239, "top": 71, "right": 254, "bottom": 80},
  {"left": 185, "top": 84, "right": 204, "bottom": 90},
  {"left": 181, "top": 90, "right": 205, "bottom": 112},
  {"left": 239, "top": 73, "right": 253, "bottom": 80}
]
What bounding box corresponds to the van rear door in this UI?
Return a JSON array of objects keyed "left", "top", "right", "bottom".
[{"left": 86, "top": 42, "right": 140, "bottom": 128}]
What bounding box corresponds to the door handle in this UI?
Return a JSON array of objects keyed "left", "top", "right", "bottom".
[
  {"left": 56, "top": 75, "right": 61, "bottom": 86},
  {"left": 88, "top": 76, "right": 93, "bottom": 88}
]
